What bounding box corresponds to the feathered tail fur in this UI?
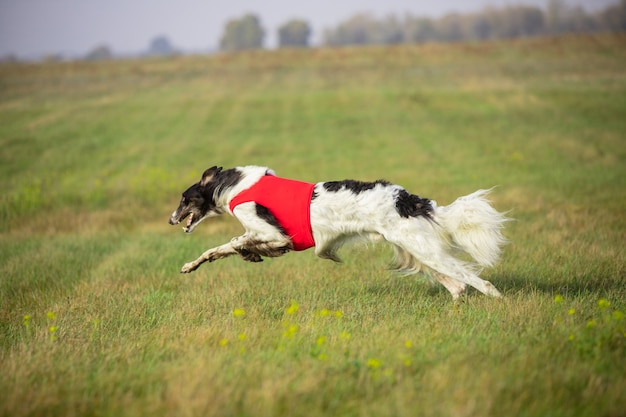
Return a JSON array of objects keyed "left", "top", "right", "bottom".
[{"left": 434, "top": 189, "right": 509, "bottom": 267}]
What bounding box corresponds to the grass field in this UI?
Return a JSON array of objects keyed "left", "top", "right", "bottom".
[{"left": 1, "top": 34, "right": 625, "bottom": 417}]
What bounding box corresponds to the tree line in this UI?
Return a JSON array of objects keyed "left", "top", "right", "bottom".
[
  {"left": 218, "top": 0, "right": 625, "bottom": 51},
  {"left": 74, "top": 0, "right": 626, "bottom": 61},
  {"left": 219, "top": 14, "right": 311, "bottom": 51},
  {"left": 322, "top": 0, "right": 626, "bottom": 46}
]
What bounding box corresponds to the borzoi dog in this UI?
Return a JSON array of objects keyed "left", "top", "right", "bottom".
[{"left": 169, "top": 166, "right": 508, "bottom": 299}]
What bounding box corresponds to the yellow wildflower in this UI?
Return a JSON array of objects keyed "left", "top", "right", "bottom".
[
  {"left": 285, "top": 301, "right": 300, "bottom": 315},
  {"left": 367, "top": 358, "right": 382, "bottom": 369},
  {"left": 283, "top": 324, "right": 299, "bottom": 338},
  {"left": 49, "top": 325, "right": 58, "bottom": 342}
]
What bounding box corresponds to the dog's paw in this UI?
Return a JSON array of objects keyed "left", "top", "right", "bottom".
[
  {"left": 180, "top": 262, "right": 197, "bottom": 274},
  {"left": 483, "top": 281, "right": 503, "bottom": 298}
]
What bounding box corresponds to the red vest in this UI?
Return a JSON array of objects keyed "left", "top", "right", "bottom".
[{"left": 228, "top": 175, "right": 316, "bottom": 251}]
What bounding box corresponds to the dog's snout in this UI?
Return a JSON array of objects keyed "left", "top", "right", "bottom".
[{"left": 169, "top": 217, "right": 177, "bottom": 225}]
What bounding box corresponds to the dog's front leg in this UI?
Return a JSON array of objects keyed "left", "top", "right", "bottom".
[
  {"left": 231, "top": 235, "right": 292, "bottom": 259},
  {"left": 180, "top": 242, "right": 238, "bottom": 273}
]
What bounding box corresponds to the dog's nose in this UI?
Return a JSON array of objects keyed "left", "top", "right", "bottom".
[{"left": 169, "top": 209, "right": 180, "bottom": 225}]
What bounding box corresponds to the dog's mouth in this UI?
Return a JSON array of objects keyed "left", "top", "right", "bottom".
[
  {"left": 170, "top": 211, "right": 199, "bottom": 233},
  {"left": 182, "top": 212, "right": 196, "bottom": 233}
]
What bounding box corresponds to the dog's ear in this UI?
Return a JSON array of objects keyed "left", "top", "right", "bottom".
[{"left": 200, "top": 166, "right": 222, "bottom": 187}]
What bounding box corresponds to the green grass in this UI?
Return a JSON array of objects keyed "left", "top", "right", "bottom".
[{"left": 1, "top": 34, "right": 625, "bottom": 417}]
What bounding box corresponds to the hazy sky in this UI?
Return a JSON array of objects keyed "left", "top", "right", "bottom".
[{"left": 0, "top": 0, "right": 617, "bottom": 58}]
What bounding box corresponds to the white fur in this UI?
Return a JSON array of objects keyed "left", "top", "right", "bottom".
[{"left": 174, "top": 166, "right": 509, "bottom": 299}]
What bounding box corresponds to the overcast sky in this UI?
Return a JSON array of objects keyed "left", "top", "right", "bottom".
[{"left": 0, "top": 0, "right": 617, "bottom": 58}]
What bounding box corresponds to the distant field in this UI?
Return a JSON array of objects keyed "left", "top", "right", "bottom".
[{"left": 1, "top": 34, "right": 625, "bottom": 417}]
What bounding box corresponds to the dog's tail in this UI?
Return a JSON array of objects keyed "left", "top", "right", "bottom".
[{"left": 434, "top": 189, "right": 509, "bottom": 267}]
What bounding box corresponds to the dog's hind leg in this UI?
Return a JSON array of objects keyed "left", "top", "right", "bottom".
[
  {"left": 427, "top": 258, "right": 502, "bottom": 298},
  {"left": 433, "top": 272, "right": 467, "bottom": 300},
  {"left": 385, "top": 229, "right": 501, "bottom": 298},
  {"left": 180, "top": 242, "right": 238, "bottom": 273},
  {"left": 390, "top": 245, "right": 467, "bottom": 299}
]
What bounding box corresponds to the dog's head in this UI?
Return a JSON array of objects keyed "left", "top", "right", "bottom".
[{"left": 169, "top": 166, "right": 227, "bottom": 233}]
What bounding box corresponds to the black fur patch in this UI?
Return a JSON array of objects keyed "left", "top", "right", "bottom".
[
  {"left": 181, "top": 182, "right": 218, "bottom": 215},
  {"left": 255, "top": 204, "right": 288, "bottom": 236},
  {"left": 178, "top": 168, "right": 244, "bottom": 219},
  {"left": 197, "top": 168, "right": 243, "bottom": 210},
  {"left": 235, "top": 249, "right": 263, "bottom": 263},
  {"left": 323, "top": 179, "right": 391, "bottom": 194},
  {"left": 395, "top": 189, "right": 433, "bottom": 219},
  {"left": 211, "top": 168, "right": 243, "bottom": 192},
  {"left": 182, "top": 183, "right": 204, "bottom": 201}
]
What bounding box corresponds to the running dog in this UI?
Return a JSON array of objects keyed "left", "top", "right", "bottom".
[{"left": 169, "top": 165, "right": 508, "bottom": 299}]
